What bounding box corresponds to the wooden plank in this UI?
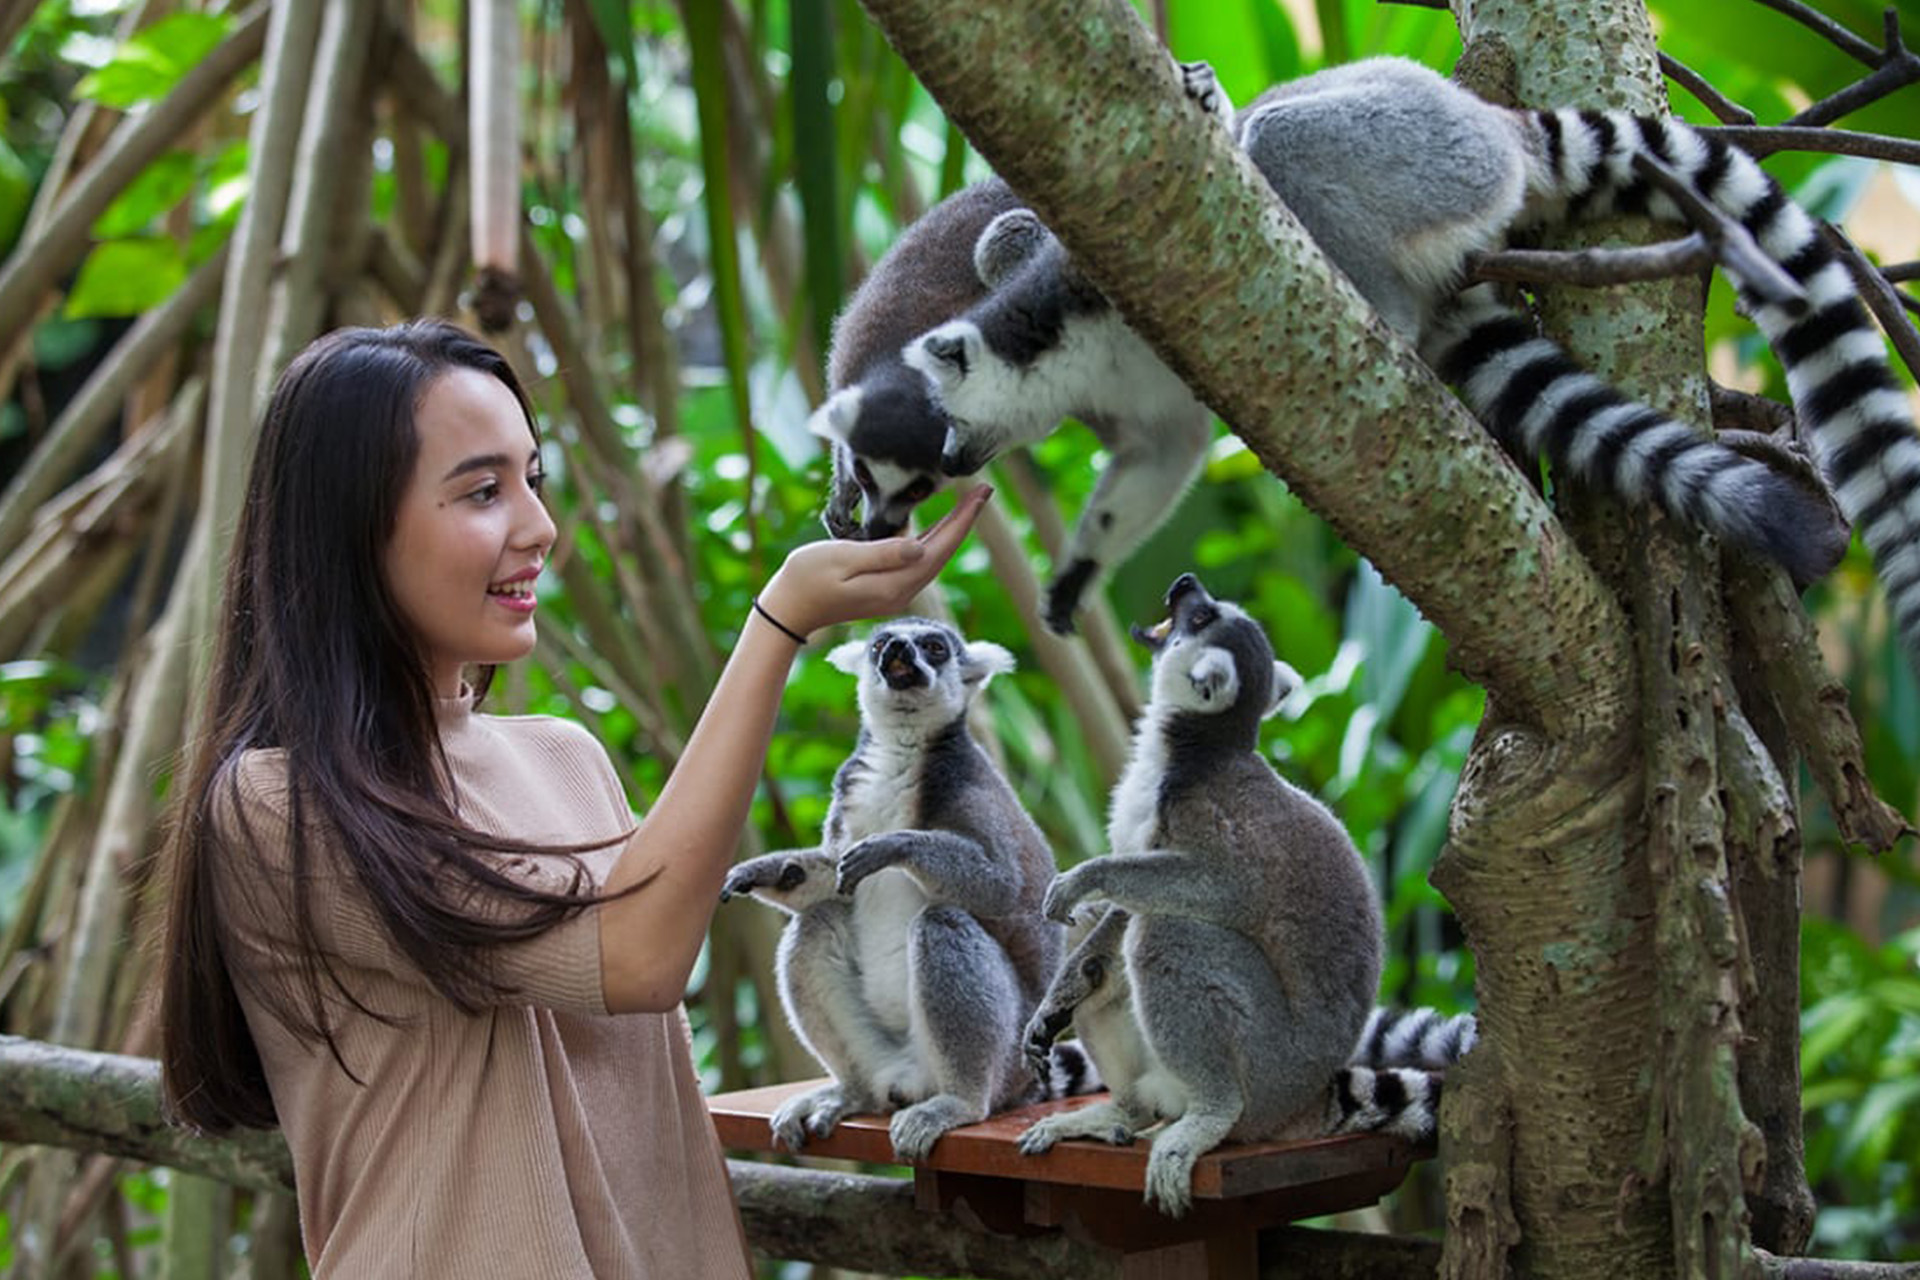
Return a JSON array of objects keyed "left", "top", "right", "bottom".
[{"left": 707, "top": 1080, "right": 1431, "bottom": 1203}]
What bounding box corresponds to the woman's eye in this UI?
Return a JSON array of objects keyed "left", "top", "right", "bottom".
[
  {"left": 468, "top": 481, "right": 501, "bottom": 505},
  {"left": 528, "top": 470, "right": 548, "bottom": 494}
]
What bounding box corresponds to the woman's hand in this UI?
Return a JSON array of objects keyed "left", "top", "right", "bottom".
[{"left": 757, "top": 485, "right": 992, "bottom": 638}]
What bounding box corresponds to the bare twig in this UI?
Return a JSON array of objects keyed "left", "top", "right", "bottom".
[
  {"left": 1887, "top": 262, "right": 1919, "bottom": 283},
  {"left": 1467, "top": 236, "right": 1716, "bottom": 288},
  {"left": 1823, "top": 224, "right": 1920, "bottom": 385},
  {"left": 1634, "top": 152, "right": 1807, "bottom": 307},
  {"left": 1706, "top": 124, "right": 1920, "bottom": 165},
  {"left": 1659, "top": 52, "right": 1757, "bottom": 124},
  {"left": 1710, "top": 386, "right": 1798, "bottom": 440},
  {"left": 1746, "top": 0, "right": 1885, "bottom": 66}
]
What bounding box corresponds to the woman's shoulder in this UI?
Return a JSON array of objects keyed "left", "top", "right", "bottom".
[
  {"left": 219, "top": 748, "right": 293, "bottom": 817},
  {"left": 473, "top": 710, "right": 607, "bottom": 762}
]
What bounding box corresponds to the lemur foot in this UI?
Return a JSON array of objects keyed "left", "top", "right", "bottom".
[
  {"left": 1016, "top": 1102, "right": 1138, "bottom": 1156},
  {"left": 889, "top": 1095, "right": 980, "bottom": 1164},
  {"left": 769, "top": 1083, "right": 863, "bottom": 1152},
  {"left": 1143, "top": 1138, "right": 1200, "bottom": 1218}
]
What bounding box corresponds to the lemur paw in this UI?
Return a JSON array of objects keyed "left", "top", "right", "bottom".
[
  {"left": 1023, "top": 1007, "right": 1071, "bottom": 1079},
  {"left": 1044, "top": 559, "right": 1097, "bottom": 635},
  {"left": 1041, "top": 868, "right": 1096, "bottom": 925},
  {"left": 1178, "top": 60, "right": 1233, "bottom": 129},
  {"left": 836, "top": 836, "right": 906, "bottom": 895},
  {"left": 770, "top": 1084, "right": 858, "bottom": 1151},
  {"left": 720, "top": 855, "right": 809, "bottom": 902},
  {"left": 1017, "top": 1117, "right": 1064, "bottom": 1156},
  {"left": 1143, "top": 1141, "right": 1198, "bottom": 1218}
]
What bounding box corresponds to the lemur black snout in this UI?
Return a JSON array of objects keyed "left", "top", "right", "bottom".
[{"left": 879, "top": 637, "right": 925, "bottom": 689}]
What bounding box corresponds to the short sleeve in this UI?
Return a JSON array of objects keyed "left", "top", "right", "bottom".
[{"left": 211, "top": 750, "right": 613, "bottom": 1017}]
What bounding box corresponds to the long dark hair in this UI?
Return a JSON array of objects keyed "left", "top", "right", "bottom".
[{"left": 159, "top": 320, "right": 622, "bottom": 1133}]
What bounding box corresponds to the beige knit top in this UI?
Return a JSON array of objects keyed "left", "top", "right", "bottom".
[{"left": 212, "top": 693, "right": 751, "bottom": 1279}]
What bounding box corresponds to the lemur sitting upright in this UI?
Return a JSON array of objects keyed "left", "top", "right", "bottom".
[
  {"left": 719, "top": 618, "right": 1073, "bottom": 1163},
  {"left": 1014, "top": 574, "right": 1458, "bottom": 1217},
  {"left": 908, "top": 58, "right": 1920, "bottom": 671}
]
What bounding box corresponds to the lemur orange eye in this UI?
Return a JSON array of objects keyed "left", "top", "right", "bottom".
[{"left": 903, "top": 478, "right": 934, "bottom": 502}]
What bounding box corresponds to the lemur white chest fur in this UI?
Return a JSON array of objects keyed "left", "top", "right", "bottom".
[{"left": 1107, "top": 705, "right": 1174, "bottom": 858}]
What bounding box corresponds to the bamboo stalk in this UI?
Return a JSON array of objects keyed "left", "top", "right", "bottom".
[
  {"left": 193, "top": 0, "right": 327, "bottom": 687},
  {"left": 262, "top": 0, "right": 380, "bottom": 379}
]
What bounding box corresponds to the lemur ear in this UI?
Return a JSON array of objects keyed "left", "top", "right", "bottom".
[
  {"left": 973, "top": 208, "right": 1050, "bottom": 288},
  {"left": 1265, "top": 660, "right": 1302, "bottom": 719},
  {"left": 903, "top": 323, "right": 979, "bottom": 391},
  {"left": 959, "top": 640, "right": 1016, "bottom": 687},
  {"left": 826, "top": 639, "right": 866, "bottom": 675},
  {"left": 806, "top": 388, "right": 864, "bottom": 446}
]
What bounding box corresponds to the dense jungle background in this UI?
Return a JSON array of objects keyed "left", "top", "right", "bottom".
[{"left": 0, "top": 0, "right": 1917, "bottom": 1276}]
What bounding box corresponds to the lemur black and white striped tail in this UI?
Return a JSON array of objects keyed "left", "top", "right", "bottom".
[
  {"left": 1423, "top": 286, "right": 1839, "bottom": 586},
  {"left": 1033, "top": 1041, "right": 1104, "bottom": 1100},
  {"left": 1332, "top": 1007, "right": 1476, "bottom": 1143},
  {"left": 1354, "top": 1004, "right": 1478, "bottom": 1070},
  {"left": 1440, "top": 108, "right": 1920, "bottom": 671},
  {"left": 1334, "top": 1066, "right": 1445, "bottom": 1142}
]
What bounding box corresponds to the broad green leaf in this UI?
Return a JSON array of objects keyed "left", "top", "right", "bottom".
[
  {"left": 73, "top": 12, "right": 230, "bottom": 109},
  {"left": 66, "top": 236, "right": 187, "bottom": 318}
]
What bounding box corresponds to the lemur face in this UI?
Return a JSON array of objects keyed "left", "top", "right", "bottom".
[
  {"left": 828, "top": 618, "right": 1015, "bottom": 736},
  {"left": 1134, "top": 574, "right": 1299, "bottom": 718},
  {"left": 809, "top": 378, "right": 950, "bottom": 540}
]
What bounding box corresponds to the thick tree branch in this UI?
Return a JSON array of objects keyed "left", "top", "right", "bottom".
[
  {"left": 2, "top": 1037, "right": 1451, "bottom": 1280},
  {"left": 853, "top": 0, "right": 1633, "bottom": 740}
]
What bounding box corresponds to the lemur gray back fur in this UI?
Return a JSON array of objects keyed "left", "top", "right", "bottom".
[
  {"left": 807, "top": 179, "right": 1035, "bottom": 542},
  {"left": 907, "top": 57, "right": 1920, "bottom": 674},
  {"left": 718, "top": 618, "right": 1064, "bottom": 1163},
  {"left": 1015, "top": 574, "right": 1394, "bottom": 1216}
]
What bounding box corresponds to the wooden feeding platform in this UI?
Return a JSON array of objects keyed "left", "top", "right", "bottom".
[{"left": 708, "top": 1079, "right": 1432, "bottom": 1278}]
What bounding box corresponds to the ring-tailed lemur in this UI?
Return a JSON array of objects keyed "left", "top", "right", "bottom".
[
  {"left": 1022, "top": 909, "right": 1476, "bottom": 1155},
  {"left": 805, "top": 178, "right": 1047, "bottom": 541},
  {"left": 719, "top": 618, "right": 1077, "bottom": 1162},
  {"left": 1013, "top": 574, "right": 1429, "bottom": 1217},
  {"left": 908, "top": 57, "right": 1920, "bottom": 671}
]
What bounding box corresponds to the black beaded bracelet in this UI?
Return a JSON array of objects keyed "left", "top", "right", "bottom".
[{"left": 751, "top": 597, "right": 808, "bottom": 646}]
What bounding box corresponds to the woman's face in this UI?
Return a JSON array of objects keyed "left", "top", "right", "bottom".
[{"left": 384, "top": 367, "right": 556, "bottom": 697}]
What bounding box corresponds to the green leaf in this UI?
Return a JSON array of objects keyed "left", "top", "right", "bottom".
[
  {"left": 93, "top": 149, "right": 195, "bottom": 239},
  {"left": 65, "top": 237, "right": 187, "bottom": 318},
  {"left": 0, "top": 136, "right": 30, "bottom": 253},
  {"left": 73, "top": 12, "right": 230, "bottom": 109}
]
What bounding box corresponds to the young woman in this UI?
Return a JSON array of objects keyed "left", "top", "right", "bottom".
[{"left": 157, "top": 319, "right": 991, "bottom": 1278}]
